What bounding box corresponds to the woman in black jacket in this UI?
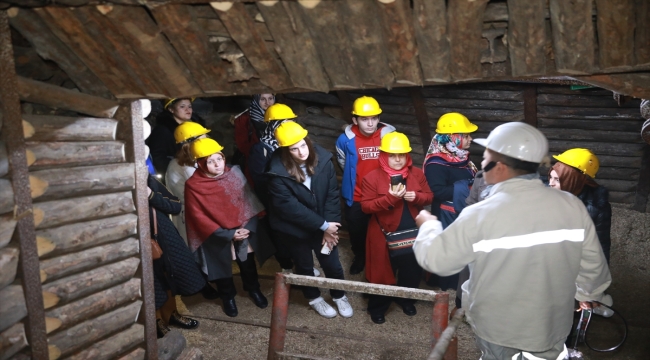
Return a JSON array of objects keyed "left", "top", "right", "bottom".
[
  {"left": 147, "top": 98, "right": 205, "bottom": 175},
  {"left": 266, "top": 121, "right": 353, "bottom": 319},
  {"left": 148, "top": 175, "right": 206, "bottom": 337}
]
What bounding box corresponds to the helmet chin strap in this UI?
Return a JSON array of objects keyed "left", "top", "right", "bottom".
[{"left": 477, "top": 161, "right": 497, "bottom": 178}]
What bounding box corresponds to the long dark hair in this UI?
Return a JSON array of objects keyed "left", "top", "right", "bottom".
[{"left": 280, "top": 136, "right": 318, "bottom": 183}]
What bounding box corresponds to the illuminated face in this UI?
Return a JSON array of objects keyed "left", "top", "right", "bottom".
[
  {"left": 259, "top": 94, "right": 275, "bottom": 110},
  {"left": 288, "top": 139, "right": 309, "bottom": 164},
  {"left": 206, "top": 153, "right": 225, "bottom": 176},
  {"left": 549, "top": 169, "right": 561, "bottom": 190},
  {"left": 353, "top": 116, "right": 380, "bottom": 136},
  {"left": 169, "top": 99, "right": 193, "bottom": 123},
  {"left": 387, "top": 153, "right": 407, "bottom": 171},
  {"left": 460, "top": 134, "right": 473, "bottom": 150}
]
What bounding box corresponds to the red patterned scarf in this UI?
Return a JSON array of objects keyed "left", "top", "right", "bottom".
[{"left": 378, "top": 151, "right": 412, "bottom": 179}]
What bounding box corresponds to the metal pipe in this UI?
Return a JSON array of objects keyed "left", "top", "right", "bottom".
[
  {"left": 267, "top": 273, "right": 291, "bottom": 360},
  {"left": 428, "top": 309, "right": 465, "bottom": 360},
  {"left": 282, "top": 273, "right": 438, "bottom": 301},
  {"left": 431, "top": 292, "right": 449, "bottom": 348}
]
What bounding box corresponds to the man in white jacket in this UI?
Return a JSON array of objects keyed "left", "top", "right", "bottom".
[{"left": 413, "top": 122, "right": 611, "bottom": 360}]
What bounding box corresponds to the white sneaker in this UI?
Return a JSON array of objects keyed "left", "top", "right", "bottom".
[
  {"left": 312, "top": 268, "right": 321, "bottom": 277},
  {"left": 333, "top": 295, "right": 353, "bottom": 318},
  {"left": 309, "top": 297, "right": 337, "bottom": 318}
]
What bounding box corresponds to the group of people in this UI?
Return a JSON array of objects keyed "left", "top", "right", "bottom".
[{"left": 144, "top": 94, "right": 614, "bottom": 360}]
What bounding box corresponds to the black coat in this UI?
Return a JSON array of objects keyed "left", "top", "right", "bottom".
[
  {"left": 266, "top": 144, "right": 341, "bottom": 240},
  {"left": 424, "top": 162, "right": 476, "bottom": 217},
  {"left": 578, "top": 184, "right": 612, "bottom": 263},
  {"left": 146, "top": 111, "right": 205, "bottom": 175},
  {"left": 148, "top": 175, "right": 206, "bottom": 308},
  {"left": 248, "top": 141, "right": 274, "bottom": 207}
]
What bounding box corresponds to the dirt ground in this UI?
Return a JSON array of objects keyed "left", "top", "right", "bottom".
[{"left": 177, "top": 205, "right": 649, "bottom": 359}]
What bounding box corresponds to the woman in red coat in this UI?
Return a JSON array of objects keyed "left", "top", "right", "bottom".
[{"left": 360, "top": 132, "right": 433, "bottom": 324}]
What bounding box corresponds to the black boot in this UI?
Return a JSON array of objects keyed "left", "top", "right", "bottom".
[
  {"left": 349, "top": 256, "right": 365, "bottom": 275},
  {"left": 168, "top": 310, "right": 199, "bottom": 329},
  {"left": 222, "top": 297, "right": 238, "bottom": 317},
  {"left": 249, "top": 289, "right": 268, "bottom": 309}
]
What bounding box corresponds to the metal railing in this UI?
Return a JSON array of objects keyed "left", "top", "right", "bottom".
[{"left": 267, "top": 273, "right": 458, "bottom": 360}]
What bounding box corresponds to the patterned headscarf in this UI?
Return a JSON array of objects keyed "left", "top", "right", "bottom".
[
  {"left": 259, "top": 119, "right": 287, "bottom": 151},
  {"left": 423, "top": 133, "right": 477, "bottom": 174},
  {"left": 249, "top": 94, "right": 275, "bottom": 123}
]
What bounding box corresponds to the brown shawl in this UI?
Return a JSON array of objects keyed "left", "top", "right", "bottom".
[{"left": 550, "top": 161, "right": 597, "bottom": 196}]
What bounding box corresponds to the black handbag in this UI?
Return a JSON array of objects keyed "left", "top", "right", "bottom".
[{"left": 377, "top": 218, "right": 418, "bottom": 258}]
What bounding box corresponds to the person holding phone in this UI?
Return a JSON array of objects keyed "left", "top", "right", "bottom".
[
  {"left": 266, "top": 121, "right": 353, "bottom": 319},
  {"left": 360, "top": 132, "right": 433, "bottom": 324},
  {"left": 423, "top": 112, "right": 478, "bottom": 292}
]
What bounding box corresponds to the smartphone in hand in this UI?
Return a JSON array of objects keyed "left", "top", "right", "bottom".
[{"left": 390, "top": 174, "right": 404, "bottom": 192}]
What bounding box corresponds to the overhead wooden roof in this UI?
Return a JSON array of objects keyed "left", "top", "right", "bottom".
[{"left": 4, "top": 0, "right": 650, "bottom": 100}]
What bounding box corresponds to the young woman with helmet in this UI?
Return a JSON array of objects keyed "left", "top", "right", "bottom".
[
  {"left": 184, "top": 138, "right": 269, "bottom": 318},
  {"left": 266, "top": 121, "right": 353, "bottom": 319},
  {"left": 165, "top": 121, "right": 210, "bottom": 245},
  {"left": 549, "top": 148, "right": 612, "bottom": 263},
  {"left": 147, "top": 98, "right": 205, "bottom": 174},
  {"left": 422, "top": 112, "right": 479, "bottom": 292},
  {"left": 360, "top": 132, "right": 433, "bottom": 324}
]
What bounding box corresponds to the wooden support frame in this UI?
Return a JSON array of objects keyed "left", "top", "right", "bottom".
[
  {"left": 507, "top": 0, "right": 546, "bottom": 76},
  {"left": 523, "top": 84, "right": 538, "bottom": 128},
  {"left": 409, "top": 87, "right": 433, "bottom": 149},
  {"left": 114, "top": 103, "right": 157, "bottom": 359},
  {"left": 336, "top": 91, "right": 353, "bottom": 124},
  {"left": 633, "top": 145, "right": 650, "bottom": 212},
  {"left": 0, "top": 9, "right": 48, "bottom": 359}
]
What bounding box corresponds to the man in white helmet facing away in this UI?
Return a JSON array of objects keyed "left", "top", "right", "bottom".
[{"left": 413, "top": 122, "right": 611, "bottom": 360}]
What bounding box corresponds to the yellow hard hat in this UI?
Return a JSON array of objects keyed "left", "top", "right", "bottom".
[
  {"left": 164, "top": 97, "right": 195, "bottom": 110},
  {"left": 379, "top": 132, "right": 412, "bottom": 154},
  {"left": 435, "top": 113, "right": 478, "bottom": 134},
  {"left": 553, "top": 148, "right": 600, "bottom": 178},
  {"left": 352, "top": 96, "right": 382, "bottom": 117},
  {"left": 275, "top": 121, "right": 308, "bottom": 147},
  {"left": 265, "top": 103, "right": 297, "bottom": 122},
  {"left": 174, "top": 121, "right": 210, "bottom": 144},
  {"left": 190, "top": 138, "right": 224, "bottom": 160}
]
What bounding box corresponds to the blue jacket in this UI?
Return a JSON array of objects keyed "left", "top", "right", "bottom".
[{"left": 335, "top": 123, "right": 396, "bottom": 206}]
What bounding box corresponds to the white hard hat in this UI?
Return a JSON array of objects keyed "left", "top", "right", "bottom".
[
  {"left": 473, "top": 122, "right": 548, "bottom": 163},
  {"left": 143, "top": 119, "right": 151, "bottom": 141}
]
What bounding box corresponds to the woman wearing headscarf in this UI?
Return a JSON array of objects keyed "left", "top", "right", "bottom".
[
  {"left": 266, "top": 121, "right": 352, "bottom": 319},
  {"left": 549, "top": 148, "right": 611, "bottom": 263},
  {"left": 184, "top": 138, "right": 268, "bottom": 318},
  {"left": 423, "top": 112, "right": 478, "bottom": 291},
  {"left": 147, "top": 98, "right": 205, "bottom": 174},
  {"left": 360, "top": 132, "right": 433, "bottom": 324},
  {"left": 233, "top": 94, "right": 276, "bottom": 175}
]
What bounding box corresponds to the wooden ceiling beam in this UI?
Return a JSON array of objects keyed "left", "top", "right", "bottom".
[
  {"left": 573, "top": 72, "right": 650, "bottom": 99},
  {"left": 102, "top": 5, "right": 203, "bottom": 98},
  {"left": 413, "top": 0, "right": 450, "bottom": 83},
  {"left": 375, "top": 0, "right": 422, "bottom": 86},
  {"left": 7, "top": 8, "right": 112, "bottom": 98},
  {"left": 549, "top": 0, "right": 595, "bottom": 74},
  {"left": 150, "top": 3, "right": 231, "bottom": 95},
  {"left": 297, "top": 1, "right": 359, "bottom": 90},
  {"left": 256, "top": 1, "right": 329, "bottom": 93},
  {"left": 213, "top": 2, "right": 292, "bottom": 92},
  {"left": 595, "top": 0, "right": 635, "bottom": 69},
  {"left": 33, "top": 7, "right": 145, "bottom": 98},
  {"left": 72, "top": 6, "right": 168, "bottom": 98},
  {"left": 447, "top": 0, "right": 490, "bottom": 81},
  {"left": 507, "top": 0, "right": 546, "bottom": 76},
  {"left": 340, "top": 0, "right": 393, "bottom": 89},
  {"left": 634, "top": 0, "right": 650, "bottom": 66}
]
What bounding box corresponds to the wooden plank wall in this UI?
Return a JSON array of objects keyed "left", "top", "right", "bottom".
[
  {"left": 285, "top": 83, "right": 645, "bottom": 205},
  {"left": 0, "top": 113, "right": 145, "bottom": 358}
]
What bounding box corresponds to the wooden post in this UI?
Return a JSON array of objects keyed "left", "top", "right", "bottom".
[
  {"left": 410, "top": 88, "right": 432, "bottom": 149},
  {"left": 114, "top": 103, "right": 157, "bottom": 359},
  {"left": 336, "top": 91, "right": 353, "bottom": 124},
  {"left": 507, "top": 0, "right": 546, "bottom": 76},
  {"left": 633, "top": 145, "right": 650, "bottom": 212},
  {"left": 523, "top": 85, "right": 538, "bottom": 128},
  {"left": 0, "top": 10, "right": 48, "bottom": 359}
]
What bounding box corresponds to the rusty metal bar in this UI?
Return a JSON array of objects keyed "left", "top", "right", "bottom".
[
  {"left": 114, "top": 102, "right": 158, "bottom": 359},
  {"left": 431, "top": 292, "right": 449, "bottom": 348},
  {"left": 0, "top": 10, "right": 49, "bottom": 359},
  {"left": 428, "top": 309, "right": 465, "bottom": 360},
  {"left": 282, "top": 273, "right": 438, "bottom": 301},
  {"left": 268, "top": 273, "right": 291, "bottom": 360}
]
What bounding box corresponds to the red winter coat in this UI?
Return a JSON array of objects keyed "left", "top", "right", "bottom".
[{"left": 360, "top": 166, "right": 433, "bottom": 285}]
